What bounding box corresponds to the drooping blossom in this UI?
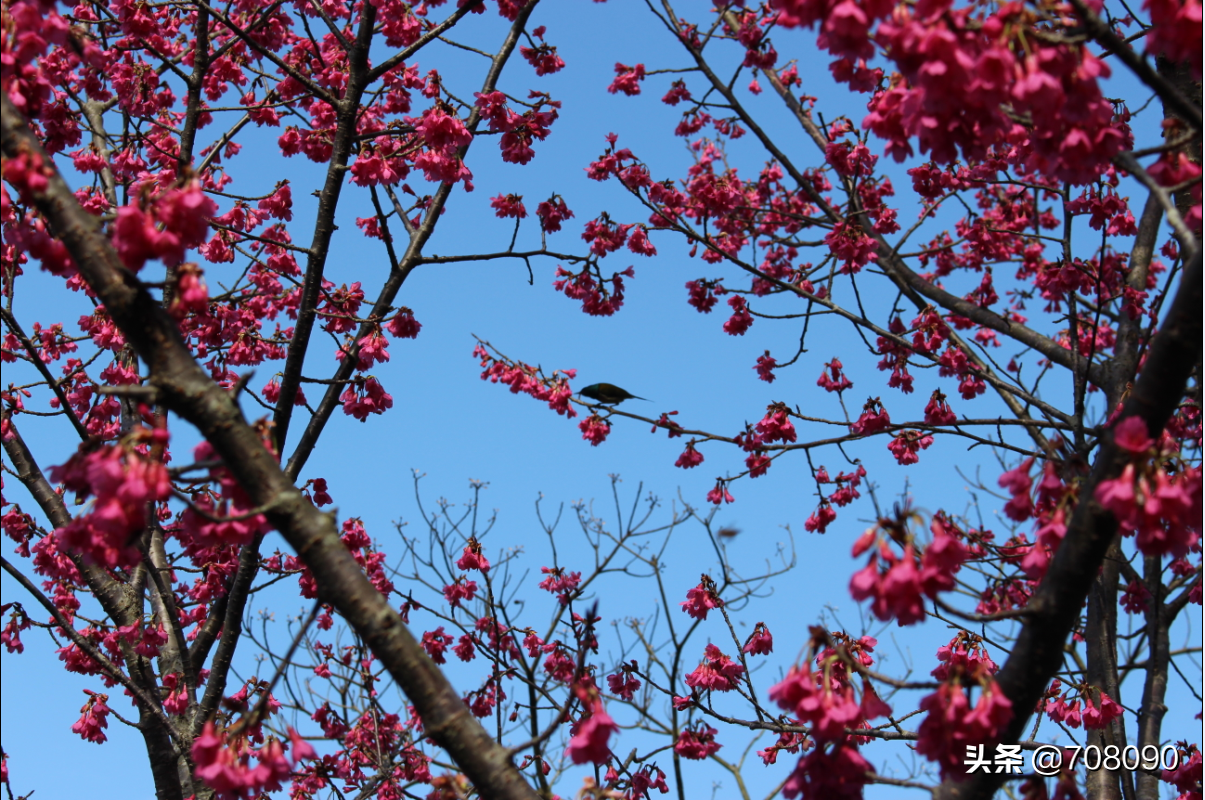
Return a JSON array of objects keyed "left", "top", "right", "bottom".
[
  {"left": 817, "top": 357, "right": 853, "bottom": 393},
  {"left": 675, "top": 441, "right": 704, "bottom": 469},
  {"left": 915, "top": 670, "right": 1012, "bottom": 778},
  {"left": 579, "top": 413, "right": 611, "bottom": 446},
  {"left": 442, "top": 577, "right": 479, "bottom": 608},
  {"left": 606, "top": 663, "right": 641, "bottom": 701},
  {"left": 707, "top": 481, "right": 735, "bottom": 505},
  {"left": 680, "top": 576, "right": 723, "bottom": 620},
  {"left": 768, "top": 659, "right": 888, "bottom": 744},
  {"left": 565, "top": 698, "right": 618, "bottom": 765},
  {"left": 538, "top": 566, "right": 582, "bottom": 605},
  {"left": 755, "top": 350, "right": 778, "bottom": 382},
  {"left": 456, "top": 537, "right": 490, "bottom": 573},
  {"left": 848, "top": 514, "right": 968, "bottom": 626},
  {"left": 742, "top": 622, "right": 774, "bottom": 656},
  {"left": 685, "top": 643, "right": 745, "bottom": 692},
  {"left": 674, "top": 723, "right": 722, "bottom": 760},
  {"left": 757, "top": 402, "right": 798, "bottom": 443},
  {"left": 886, "top": 429, "right": 934, "bottom": 465},
  {"left": 191, "top": 721, "right": 315, "bottom": 799},
  {"left": 850, "top": 397, "right": 890, "bottom": 435},
  {"left": 50, "top": 426, "right": 173, "bottom": 568},
  {"left": 607, "top": 62, "right": 646, "bottom": 96},
  {"left": 71, "top": 690, "right": 111, "bottom": 743},
  {"left": 778, "top": 740, "right": 873, "bottom": 800}
]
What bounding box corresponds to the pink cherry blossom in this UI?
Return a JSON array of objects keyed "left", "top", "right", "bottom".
[
  {"left": 850, "top": 398, "right": 890, "bottom": 435},
  {"left": 755, "top": 350, "right": 778, "bottom": 382},
  {"left": 742, "top": 622, "right": 774, "bottom": 656},
  {"left": 707, "top": 481, "right": 735, "bottom": 505},
  {"left": 607, "top": 62, "right": 646, "bottom": 96},
  {"left": 675, "top": 441, "right": 705, "bottom": 469},
  {"left": 456, "top": 538, "right": 490, "bottom": 573},
  {"left": 674, "top": 723, "right": 722, "bottom": 759},
  {"left": 71, "top": 690, "right": 111, "bottom": 743},
  {"left": 685, "top": 643, "right": 745, "bottom": 692},
  {"left": 606, "top": 665, "right": 641, "bottom": 700},
  {"left": 579, "top": 413, "right": 611, "bottom": 446},
  {"left": 680, "top": 576, "right": 723, "bottom": 620},
  {"left": 817, "top": 357, "right": 853, "bottom": 393},
  {"left": 565, "top": 700, "right": 617, "bottom": 765}
]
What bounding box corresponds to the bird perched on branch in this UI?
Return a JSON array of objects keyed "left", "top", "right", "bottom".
[{"left": 579, "top": 383, "right": 649, "bottom": 405}]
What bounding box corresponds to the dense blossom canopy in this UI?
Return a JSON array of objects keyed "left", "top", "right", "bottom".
[{"left": 0, "top": 0, "right": 1201, "bottom": 798}]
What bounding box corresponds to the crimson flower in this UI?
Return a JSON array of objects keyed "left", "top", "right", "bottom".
[
  {"left": 456, "top": 538, "right": 490, "bottom": 573},
  {"left": 579, "top": 414, "right": 611, "bottom": 446},
  {"left": 685, "top": 643, "right": 745, "bottom": 692},
  {"left": 675, "top": 441, "right": 705, "bottom": 469},
  {"left": 680, "top": 577, "right": 723, "bottom": 620},
  {"left": 607, "top": 62, "right": 646, "bottom": 96},
  {"left": 566, "top": 700, "right": 618, "bottom": 765},
  {"left": 675, "top": 723, "right": 722, "bottom": 760},
  {"left": 742, "top": 622, "right": 774, "bottom": 656}
]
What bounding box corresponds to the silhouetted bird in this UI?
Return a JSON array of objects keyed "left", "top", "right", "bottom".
[{"left": 579, "top": 383, "right": 648, "bottom": 405}]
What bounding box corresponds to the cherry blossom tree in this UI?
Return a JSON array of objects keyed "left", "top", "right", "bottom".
[{"left": 0, "top": 0, "right": 1201, "bottom": 798}]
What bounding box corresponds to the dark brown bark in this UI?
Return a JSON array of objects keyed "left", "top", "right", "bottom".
[
  {"left": 1134, "top": 555, "right": 1172, "bottom": 800},
  {"left": 1085, "top": 539, "right": 1126, "bottom": 800}
]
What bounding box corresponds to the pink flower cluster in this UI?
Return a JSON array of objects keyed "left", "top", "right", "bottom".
[
  {"left": 192, "top": 722, "right": 315, "bottom": 799},
  {"left": 606, "top": 663, "right": 641, "bottom": 700},
  {"left": 553, "top": 264, "right": 634, "bottom": 317},
  {"left": 767, "top": 632, "right": 886, "bottom": 799},
  {"left": 779, "top": 741, "right": 874, "bottom": 800},
  {"left": 850, "top": 397, "right": 890, "bottom": 435},
  {"left": 916, "top": 667, "right": 1012, "bottom": 778},
  {"left": 456, "top": 538, "right": 490, "bottom": 573},
  {"left": 771, "top": 636, "right": 890, "bottom": 743},
  {"left": 1095, "top": 417, "right": 1202, "bottom": 558},
  {"left": 71, "top": 690, "right": 111, "bottom": 743},
  {"left": 886, "top": 429, "right": 933, "bottom": 465},
  {"left": 607, "top": 62, "right": 646, "bottom": 96},
  {"left": 848, "top": 514, "right": 968, "bottom": 625},
  {"left": 685, "top": 643, "right": 745, "bottom": 692},
  {"left": 857, "top": 0, "right": 1128, "bottom": 185},
  {"left": 473, "top": 342, "right": 578, "bottom": 418},
  {"left": 675, "top": 722, "right": 722, "bottom": 759},
  {"left": 680, "top": 576, "right": 723, "bottom": 620},
  {"left": 538, "top": 566, "right": 582, "bottom": 605},
  {"left": 742, "top": 622, "right": 774, "bottom": 656},
  {"left": 338, "top": 377, "right": 394, "bottom": 421},
  {"left": 579, "top": 413, "right": 611, "bottom": 446},
  {"left": 817, "top": 357, "right": 853, "bottom": 393},
  {"left": 112, "top": 183, "right": 219, "bottom": 271},
  {"left": 1143, "top": 0, "right": 1202, "bottom": 77},
  {"left": 996, "top": 454, "right": 1075, "bottom": 579},
  {"left": 536, "top": 195, "right": 574, "bottom": 233},
  {"left": 412, "top": 105, "right": 473, "bottom": 185},
  {"left": 1040, "top": 680, "right": 1124, "bottom": 730},
  {"left": 50, "top": 425, "right": 172, "bottom": 568},
  {"left": 565, "top": 691, "right": 618, "bottom": 765},
  {"left": 520, "top": 27, "right": 566, "bottom": 77},
  {"left": 177, "top": 440, "right": 272, "bottom": 550}
]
